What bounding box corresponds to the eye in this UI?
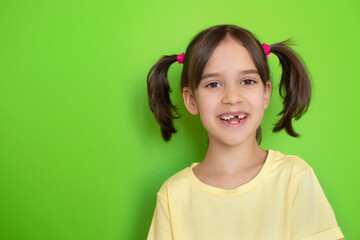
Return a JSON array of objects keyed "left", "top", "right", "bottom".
[
  {"left": 205, "top": 82, "right": 222, "bottom": 88},
  {"left": 241, "top": 79, "right": 256, "bottom": 85}
]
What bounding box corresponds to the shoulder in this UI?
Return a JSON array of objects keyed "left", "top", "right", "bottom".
[
  {"left": 268, "top": 150, "right": 318, "bottom": 189},
  {"left": 271, "top": 150, "right": 313, "bottom": 176},
  {"left": 270, "top": 150, "right": 324, "bottom": 196},
  {"left": 156, "top": 164, "right": 193, "bottom": 200}
]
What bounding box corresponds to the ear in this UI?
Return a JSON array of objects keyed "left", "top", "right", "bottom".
[
  {"left": 263, "top": 81, "right": 272, "bottom": 109},
  {"left": 182, "top": 87, "right": 199, "bottom": 115}
]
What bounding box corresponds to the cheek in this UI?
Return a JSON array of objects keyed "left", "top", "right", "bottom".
[
  {"left": 249, "top": 89, "right": 267, "bottom": 106},
  {"left": 196, "top": 96, "right": 218, "bottom": 129},
  {"left": 196, "top": 92, "right": 216, "bottom": 113},
  {"left": 198, "top": 101, "right": 213, "bottom": 118},
  {"left": 247, "top": 93, "right": 267, "bottom": 116}
]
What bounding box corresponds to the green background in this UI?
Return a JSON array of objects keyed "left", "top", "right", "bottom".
[{"left": 0, "top": 0, "right": 359, "bottom": 239}]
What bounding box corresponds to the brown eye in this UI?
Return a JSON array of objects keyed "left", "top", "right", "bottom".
[
  {"left": 206, "top": 82, "right": 221, "bottom": 88},
  {"left": 241, "top": 79, "right": 256, "bottom": 85}
]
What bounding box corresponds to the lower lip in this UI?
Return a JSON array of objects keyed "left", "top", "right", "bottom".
[{"left": 218, "top": 116, "right": 247, "bottom": 128}]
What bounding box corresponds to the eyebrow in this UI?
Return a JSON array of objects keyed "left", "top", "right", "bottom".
[{"left": 200, "top": 69, "right": 259, "bottom": 80}]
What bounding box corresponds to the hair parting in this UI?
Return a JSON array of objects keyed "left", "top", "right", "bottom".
[
  {"left": 270, "top": 40, "right": 311, "bottom": 137},
  {"left": 147, "top": 55, "right": 180, "bottom": 141}
]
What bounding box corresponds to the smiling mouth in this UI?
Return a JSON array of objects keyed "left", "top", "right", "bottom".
[{"left": 219, "top": 113, "right": 248, "bottom": 124}]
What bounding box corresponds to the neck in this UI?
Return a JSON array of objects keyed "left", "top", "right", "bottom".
[{"left": 201, "top": 136, "right": 267, "bottom": 176}]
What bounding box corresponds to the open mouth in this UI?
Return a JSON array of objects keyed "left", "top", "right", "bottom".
[{"left": 219, "top": 113, "right": 248, "bottom": 124}]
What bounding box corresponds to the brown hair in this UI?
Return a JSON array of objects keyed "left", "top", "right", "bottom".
[{"left": 147, "top": 24, "right": 311, "bottom": 141}]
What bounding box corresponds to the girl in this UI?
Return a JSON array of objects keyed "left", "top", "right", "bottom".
[{"left": 146, "top": 24, "right": 344, "bottom": 240}]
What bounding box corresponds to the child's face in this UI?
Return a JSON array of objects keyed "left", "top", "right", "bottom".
[{"left": 183, "top": 37, "right": 272, "bottom": 147}]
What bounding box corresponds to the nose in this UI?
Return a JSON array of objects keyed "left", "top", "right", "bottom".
[{"left": 222, "top": 86, "right": 243, "bottom": 105}]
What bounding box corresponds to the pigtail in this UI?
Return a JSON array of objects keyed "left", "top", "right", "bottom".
[
  {"left": 270, "top": 40, "right": 311, "bottom": 137},
  {"left": 147, "top": 55, "right": 180, "bottom": 141}
]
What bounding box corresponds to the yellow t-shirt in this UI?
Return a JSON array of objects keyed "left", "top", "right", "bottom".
[{"left": 147, "top": 150, "right": 344, "bottom": 240}]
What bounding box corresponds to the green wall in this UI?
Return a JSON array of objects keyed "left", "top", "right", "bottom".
[{"left": 0, "top": 0, "right": 359, "bottom": 239}]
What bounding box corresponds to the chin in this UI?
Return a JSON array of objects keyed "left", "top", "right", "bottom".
[{"left": 211, "top": 134, "right": 254, "bottom": 147}]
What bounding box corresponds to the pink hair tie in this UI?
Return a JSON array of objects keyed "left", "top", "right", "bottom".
[
  {"left": 262, "top": 43, "right": 271, "bottom": 58},
  {"left": 177, "top": 52, "right": 185, "bottom": 64}
]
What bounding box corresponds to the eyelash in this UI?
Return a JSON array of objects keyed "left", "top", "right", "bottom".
[
  {"left": 205, "top": 82, "right": 222, "bottom": 88},
  {"left": 205, "top": 79, "right": 256, "bottom": 88},
  {"left": 241, "top": 79, "right": 256, "bottom": 85}
]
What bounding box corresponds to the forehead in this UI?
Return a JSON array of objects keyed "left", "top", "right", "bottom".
[{"left": 202, "top": 37, "right": 256, "bottom": 75}]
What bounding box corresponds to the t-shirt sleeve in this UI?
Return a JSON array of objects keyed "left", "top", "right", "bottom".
[
  {"left": 147, "top": 189, "right": 173, "bottom": 240},
  {"left": 291, "top": 167, "right": 344, "bottom": 240}
]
